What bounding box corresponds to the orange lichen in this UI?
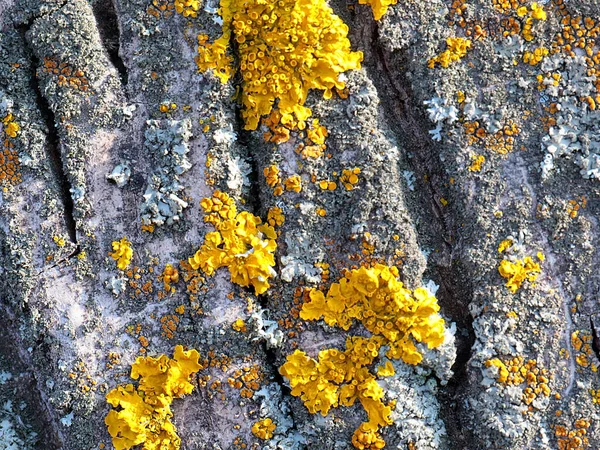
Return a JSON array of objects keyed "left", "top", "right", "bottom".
[
  {"left": 555, "top": 418, "right": 591, "bottom": 450},
  {"left": 251, "top": 418, "right": 276, "bottom": 440},
  {"left": 486, "top": 357, "right": 551, "bottom": 406},
  {"left": 284, "top": 175, "right": 302, "bottom": 193},
  {"left": 189, "top": 191, "right": 277, "bottom": 294},
  {"left": 105, "top": 345, "right": 203, "bottom": 450},
  {"left": 41, "top": 57, "right": 90, "bottom": 92},
  {"left": 195, "top": 0, "right": 362, "bottom": 135},
  {"left": 340, "top": 168, "right": 361, "bottom": 190}
]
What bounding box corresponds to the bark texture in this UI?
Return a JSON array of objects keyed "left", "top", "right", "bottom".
[{"left": 1, "top": 0, "right": 600, "bottom": 449}]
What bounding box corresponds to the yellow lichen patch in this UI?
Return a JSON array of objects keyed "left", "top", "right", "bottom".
[
  {"left": 232, "top": 318, "right": 247, "bottom": 332},
  {"left": 523, "top": 46, "right": 549, "bottom": 65},
  {"left": 376, "top": 361, "right": 395, "bottom": 378},
  {"left": 174, "top": 0, "right": 200, "bottom": 17},
  {"left": 105, "top": 345, "right": 203, "bottom": 450},
  {"left": 358, "top": 0, "right": 397, "bottom": 21},
  {"left": 110, "top": 238, "right": 134, "bottom": 271},
  {"left": 189, "top": 191, "right": 277, "bottom": 295},
  {"left": 282, "top": 264, "right": 446, "bottom": 448},
  {"left": 572, "top": 330, "right": 597, "bottom": 371},
  {"left": 340, "top": 168, "right": 361, "bottom": 190},
  {"left": 2, "top": 114, "right": 19, "bottom": 138},
  {"left": 284, "top": 175, "right": 302, "bottom": 193},
  {"left": 468, "top": 154, "right": 485, "bottom": 172},
  {"left": 428, "top": 37, "right": 471, "bottom": 69},
  {"left": 497, "top": 238, "right": 513, "bottom": 253},
  {"left": 251, "top": 418, "right": 276, "bottom": 440},
  {"left": 280, "top": 336, "right": 393, "bottom": 446},
  {"left": 486, "top": 357, "right": 551, "bottom": 407},
  {"left": 196, "top": 0, "right": 362, "bottom": 134},
  {"left": 498, "top": 255, "right": 542, "bottom": 293}
]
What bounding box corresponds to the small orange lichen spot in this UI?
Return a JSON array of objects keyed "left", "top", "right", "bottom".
[
  {"left": 160, "top": 264, "right": 180, "bottom": 292},
  {"left": 263, "top": 165, "right": 281, "bottom": 188},
  {"left": 428, "top": 38, "right": 472, "bottom": 69},
  {"left": 468, "top": 154, "right": 485, "bottom": 172},
  {"left": 316, "top": 208, "right": 327, "bottom": 217},
  {"left": 251, "top": 418, "right": 276, "bottom": 440},
  {"left": 109, "top": 238, "right": 133, "bottom": 270},
  {"left": 189, "top": 191, "right": 277, "bottom": 294},
  {"left": 232, "top": 318, "right": 247, "bottom": 332},
  {"left": 340, "top": 168, "right": 361, "bottom": 190},
  {"left": 141, "top": 224, "right": 155, "bottom": 233},
  {"left": 175, "top": 305, "right": 185, "bottom": 315},
  {"left": 4, "top": 121, "right": 20, "bottom": 138},
  {"left": 284, "top": 175, "right": 302, "bottom": 193},
  {"left": 105, "top": 345, "right": 203, "bottom": 450},
  {"left": 267, "top": 206, "right": 285, "bottom": 227},
  {"left": 523, "top": 47, "right": 549, "bottom": 65}
]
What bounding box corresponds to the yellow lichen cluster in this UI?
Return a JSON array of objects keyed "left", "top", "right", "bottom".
[
  {"left": 281, "top": 264, "right": 446, "bottom": 448},
  {"left": 340, "top": 168, "right": 361, "bottom": 190},
  {"left": 2, "top": 114, "right": 19, "bottom": 138},
  {"left": 498, "top": 255, "right": 542, "bottom": 293},
  {"left": 189, "top": 191, "right": 277, "bottom": 294},
  {"left": 523, "top": 46, "right": 549, "bottom": 65},
  {"left": 572, "top": 330, "right": 598, "bottom": 370},
  {"left": 428, "top": 37, "right": 472, "bottom": 68},
  {"left": 251, "top": 418, "right": 276, "bottom": 440},
  {"left": 358, "top": 0, "right": 397, "bottom": 21},
  {"left": 300, "top": 264, "right": 446, "bottom": 364},
  {"left": 468, "top": 154, "right": 485, "bottom": 172},
  {"left": 105, "top": 345, "right": 203, "bottom": 450},
  {"left": 196, "top": 0, "right": 363, "bottom": 133},
  {"left": 497, "top": 239, "right": 543, "bottom": 293},
  {"left": 485, "top": 356, "right": 551, "bottom": 407},
  {"left": 280, "top": 336, "right": 392, "bottom": 449},
  {"left": 174, "top": 0, "right": 200, "bottom": 17},
  {"left": 555, "top": 418, "right": 591, "bottom": 450},
  {"left": 284, "top": 175, "right": 302, "bottom": 193},
  {"left": 110, "top": 238, "right": 134, "bottom": 270}
]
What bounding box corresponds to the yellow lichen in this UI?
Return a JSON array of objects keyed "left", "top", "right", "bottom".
[
  {"left": 189, "top": 191, "right": 277, "bottom": 294},
  {"left": 232, "top": 318, "right": 247, "bottom": 332},
  {"left": 358, "top": 0, "right": 397, "bottom": 21},
  {"left": 251, "top": 418, "right": 276, "bottom": 440},
  {"left": 281, "top": 264, "right": 446, "bottom": 448},
  {"left": 110, "top": 238, "right": 134, "bottom": 271},
  {"left": 498, "top": 255, "right": 542, "bottom": 293},
  {"left": 468, "top": 154, "right": 485, "bottom": 172},
  {"left": 196, "top": 0, "right": 363, "bottom": 133},
  {"left": 428, "top": 37, "right": 471, "bottom": 68},
  {"left": 174, "top": 0, "right": 200, "bottom": 17},
  {"left": 105, "top": 345, "right": 203, "bottom": 450}
]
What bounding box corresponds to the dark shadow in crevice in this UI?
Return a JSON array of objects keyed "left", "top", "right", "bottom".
[{"left": 92, "top": 0, "right": 128, "bottom": 86}]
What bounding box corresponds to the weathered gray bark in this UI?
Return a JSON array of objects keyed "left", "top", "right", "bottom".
[{"left": 1, "top": 0, "right": 600, "bottom": 449}]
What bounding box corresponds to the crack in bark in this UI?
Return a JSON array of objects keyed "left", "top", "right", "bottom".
[
  {"left": 362, "top": 21, "right": 476, "bottom": 447},
  {"left": 18, "top": 25, "right": 79, "bottom": 248},
  {"left": 92, "top": 0, "right": 129, "bottom": 86}
]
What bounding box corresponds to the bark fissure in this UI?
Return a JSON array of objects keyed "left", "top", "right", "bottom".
[
  {"left": 363, "top": 22, "right": 476, "bottom": 447},
  {"left": 92, "top": 0, "right": 128, "bottom": 86},
  {"left": 18, "top": 26, "right": 79, "bottom": 247}
]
